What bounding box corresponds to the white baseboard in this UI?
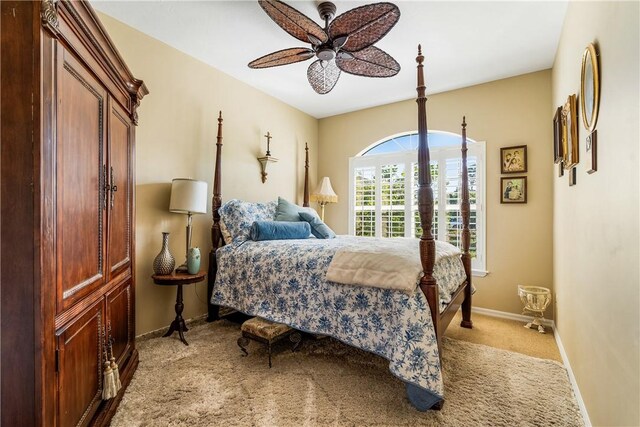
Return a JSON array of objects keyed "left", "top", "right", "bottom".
[
  {"left": 553, "top": 327, "right": 592, "bottom": 426},
  {"left": 471, "top": 306, "right": 554, "bottom": 327},
  {"left": 473, "top": 306, "right": 591, "bottom": 426}
]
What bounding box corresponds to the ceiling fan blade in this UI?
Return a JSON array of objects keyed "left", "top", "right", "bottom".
[
  {"left": 335, "top": 46, "right": 400, "bottom": 77},
  {"left": 336, "top": 51, "right": 354, "bottom": 60},
  {"left": 308, "top": 33, "right": 323, "bottom": 46},
  {"left": 248, "top": 48, "right": 315, "bottom": 69},
  {"left": 328, "top": 3, "right": 400, "bottom": 52},
  {"left": 307, "top": 59, "right": 341, "bottom": 94},
  {"left": 333, "top": 35, "right": 349, "bottom": 49},
  {"left": 259, "top": 0, "right": 328, "bottom": 45}
]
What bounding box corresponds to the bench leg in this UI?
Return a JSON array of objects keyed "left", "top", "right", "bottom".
[
  {"left": 290, "top": 332, "right": 302, "bottom": 352},
  {"left": 268, "top": 343, "right": 272, "bottom": 368},
  {"left": 237, "top": 337, "right": 249, "bottom": 357}
]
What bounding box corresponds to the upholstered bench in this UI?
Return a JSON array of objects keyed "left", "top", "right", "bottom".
[{"left": 238, "top": 317, "right": 302, "bottom": 368}]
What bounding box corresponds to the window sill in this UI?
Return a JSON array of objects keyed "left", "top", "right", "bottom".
[{"left": 472, "top": 269, "right": 489, "bottom": 278}]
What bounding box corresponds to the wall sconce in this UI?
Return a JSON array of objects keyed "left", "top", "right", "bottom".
[{"left": 257, "top": 131, "right": 278, "bottom": 183}]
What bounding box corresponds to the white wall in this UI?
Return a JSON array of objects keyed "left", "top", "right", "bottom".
[{"left": 551, "top": 2, "right": 639, "bottom": 426}]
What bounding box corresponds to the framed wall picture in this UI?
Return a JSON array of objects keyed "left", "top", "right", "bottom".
[
  {"left": 580, "top": 43, "right": 600, "bottom": 132},
  {"left": 569, "top": 167, "right": 577, "bottom": 186},
  {"left": 562, "top": 94, "right": 579, "bottom": 168},
  {"left": 501, "top": 176, "right": 527, "bottom": 204},
  {"left": 586, "top": 130, "right": 597, "bottom": 173},
  {"left": 553, "top": 107, "right": 563, "bottom": 163},
  {"left": 558, "top": 161, "right": 565, "bottom": 177},
  {"left": 501, "top": 145, "right": 527, "bottom": 174}
]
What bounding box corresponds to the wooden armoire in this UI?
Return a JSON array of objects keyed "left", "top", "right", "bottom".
[{"left": 1, "top": 1, "right": 147, "bottom": 425}]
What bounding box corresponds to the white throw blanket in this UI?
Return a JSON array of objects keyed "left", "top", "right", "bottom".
[{"left": 326, "top": 238, "right": 461, "bottom": 294}]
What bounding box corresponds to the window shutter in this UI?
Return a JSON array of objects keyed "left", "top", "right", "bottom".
[
  {"left": 349, "top": 133, "right": 485, "bottom": 272},
  {"left": 353, "top": 166, "right": 376, "bottom": 237},
  {"left": 443, "top": 156, "right": 478, "bottom": 256},
  {"left": 381, "top": 163, "right": 405, "bottom": 237}
]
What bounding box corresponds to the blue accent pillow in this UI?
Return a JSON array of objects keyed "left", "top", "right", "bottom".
[
  {"left": 275, "top": 197, "right": 311, "bottom": 222},
  {"left": 249, "top": 221, "right": 311, "bottom": 241},
  {"left": 299, "top": 211, "right": 336, "bottom": 239}
]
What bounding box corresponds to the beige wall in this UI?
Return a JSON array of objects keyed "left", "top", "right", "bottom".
[
  {"left": 318, "top": 71, "right": 554, "bottom": 317},
  {"left": 99, "top": 13, "right": 319, "bottom": 336},
  {"left": 551, "top": 2, "right": 639, "bottom": 426}
]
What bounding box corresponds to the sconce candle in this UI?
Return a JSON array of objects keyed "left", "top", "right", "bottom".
[{"left": 257, "top": 131, "right": 278, "bottom": 183}]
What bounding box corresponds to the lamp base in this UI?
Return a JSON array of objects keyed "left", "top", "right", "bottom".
[{"left": 175, "top": 263, "right": 188, "bottom": 273}]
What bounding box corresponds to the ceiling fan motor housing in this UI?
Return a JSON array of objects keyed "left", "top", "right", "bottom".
[
  {"left": 317, "top": 46, "right": 335, "bottom": 61},
  {"left": 317, "top": 1, "right": 337, "bottom": 21}
]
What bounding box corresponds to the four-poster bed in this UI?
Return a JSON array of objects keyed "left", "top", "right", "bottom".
[{"left": 206, "top": 46, "right": 473, "bottom": 410}]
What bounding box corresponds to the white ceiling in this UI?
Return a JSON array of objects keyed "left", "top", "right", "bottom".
[{"left": 93, "top": 0, "right": 568, "bottom": 119}]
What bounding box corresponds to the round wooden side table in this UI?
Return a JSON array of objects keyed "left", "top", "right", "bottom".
[{"left": 152, "top": 270, "right": 206, "bottom": 345}]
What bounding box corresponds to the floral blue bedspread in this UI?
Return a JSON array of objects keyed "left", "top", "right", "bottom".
[{"left": 211, "top": 236, "right": 465, "bottom": 406}]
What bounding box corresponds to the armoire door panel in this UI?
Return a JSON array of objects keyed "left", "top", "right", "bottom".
[
  {"left": 56, "top": 46, "right": 107, "bottom": 312},
  {"left": 105, "top": 279, "right": 133, "bottom": 364},
  {"left": 56, "top": 300, "right": 104, "bottom": 427},
  {"left": 107, "top": 101, "right": 132, "bottom": 278}
]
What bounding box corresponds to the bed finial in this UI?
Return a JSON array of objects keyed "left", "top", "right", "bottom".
[
  {"left": 415, "top": 41, "right": 438, "bottom": 349},
  {"left": 460, "top": 116, "right": 473, "bottom": 329},
  {"left": 208, "top": 110, "right": 224, "bottom": 321},
  {"left": 303, "top": 143, "right": 310, "bottom": 207}
]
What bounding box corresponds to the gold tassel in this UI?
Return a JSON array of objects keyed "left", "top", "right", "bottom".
[
  {"left": 110, "top": 355, "right": 122, "bottom": 391},
  {"left": 102, "top": 358, "right": 117, "bottom": 400}
]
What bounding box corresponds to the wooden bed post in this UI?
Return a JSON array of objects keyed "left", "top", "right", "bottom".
[
  {"left": 303, "top": 143, "right": 310, "bottom": 207},
  {"left": 207, "top": 111, "right": 224, "bottom": 322},
  {"left": 460, "top": 117, "right": 473, "bottom": 329},
  {"left": 415, "top": 46, "right": 441, "bottom": 351}
]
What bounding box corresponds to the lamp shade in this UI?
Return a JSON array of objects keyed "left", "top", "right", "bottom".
[
  {"left": 311, "top": 177, "right": 338, "bottom": 204},
  {"left": 169, "top": 179, "right": 207, "bottom": 214}
]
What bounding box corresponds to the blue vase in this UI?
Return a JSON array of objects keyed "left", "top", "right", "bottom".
[{"left": 187, "top": 247, "right": 201, "bottom": 274}]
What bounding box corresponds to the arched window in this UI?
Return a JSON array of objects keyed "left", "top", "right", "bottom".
[{"left": 349, "top": 131, "right": 486, "bottom": 274}]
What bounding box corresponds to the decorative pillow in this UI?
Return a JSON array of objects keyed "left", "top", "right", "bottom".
[
  {"left": 249, "top": 221, "right": 311, "bottom": 241},
  {"left": 299, "top": 211, "right": 336, "bottom": 239},
  {"left": 218, "top": 199, "right": 277, "bottom": 244},
  {"left": 219, "top": 218, "right": 232, "bottom": 245},
  {"left": 275, "top": 197, "right": 313, "bottom": 222}
]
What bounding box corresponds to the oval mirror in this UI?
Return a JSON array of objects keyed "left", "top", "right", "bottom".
[{"left": 580, "top": 43, "right": 600, "bottom": 132}]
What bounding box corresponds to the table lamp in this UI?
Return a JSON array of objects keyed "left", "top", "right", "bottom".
[
  {"left": 169, "top": 178, "right": 208, "bottom": 272},
  {"left": 310, "top": 176, "right": 338, "bottom": 221}
]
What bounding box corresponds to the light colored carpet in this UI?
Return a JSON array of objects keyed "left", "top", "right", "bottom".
[
  {"left": 111, "top": 320, "right": 583, "bottom": 427},
  {"left": 447, "top": 312, "right": 562, "bottom": 362}
]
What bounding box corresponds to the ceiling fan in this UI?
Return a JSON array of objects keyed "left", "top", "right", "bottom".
[{"left": 248, "top": 0, "right": 401, "bottom": 94}]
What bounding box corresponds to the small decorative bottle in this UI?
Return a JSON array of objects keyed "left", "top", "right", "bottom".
[
  {"left": 187, "top": 247, "right": 201, "bottom": 275},
  {"left": 153, "top": 232, "right": 175, "bottom": 275}
]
